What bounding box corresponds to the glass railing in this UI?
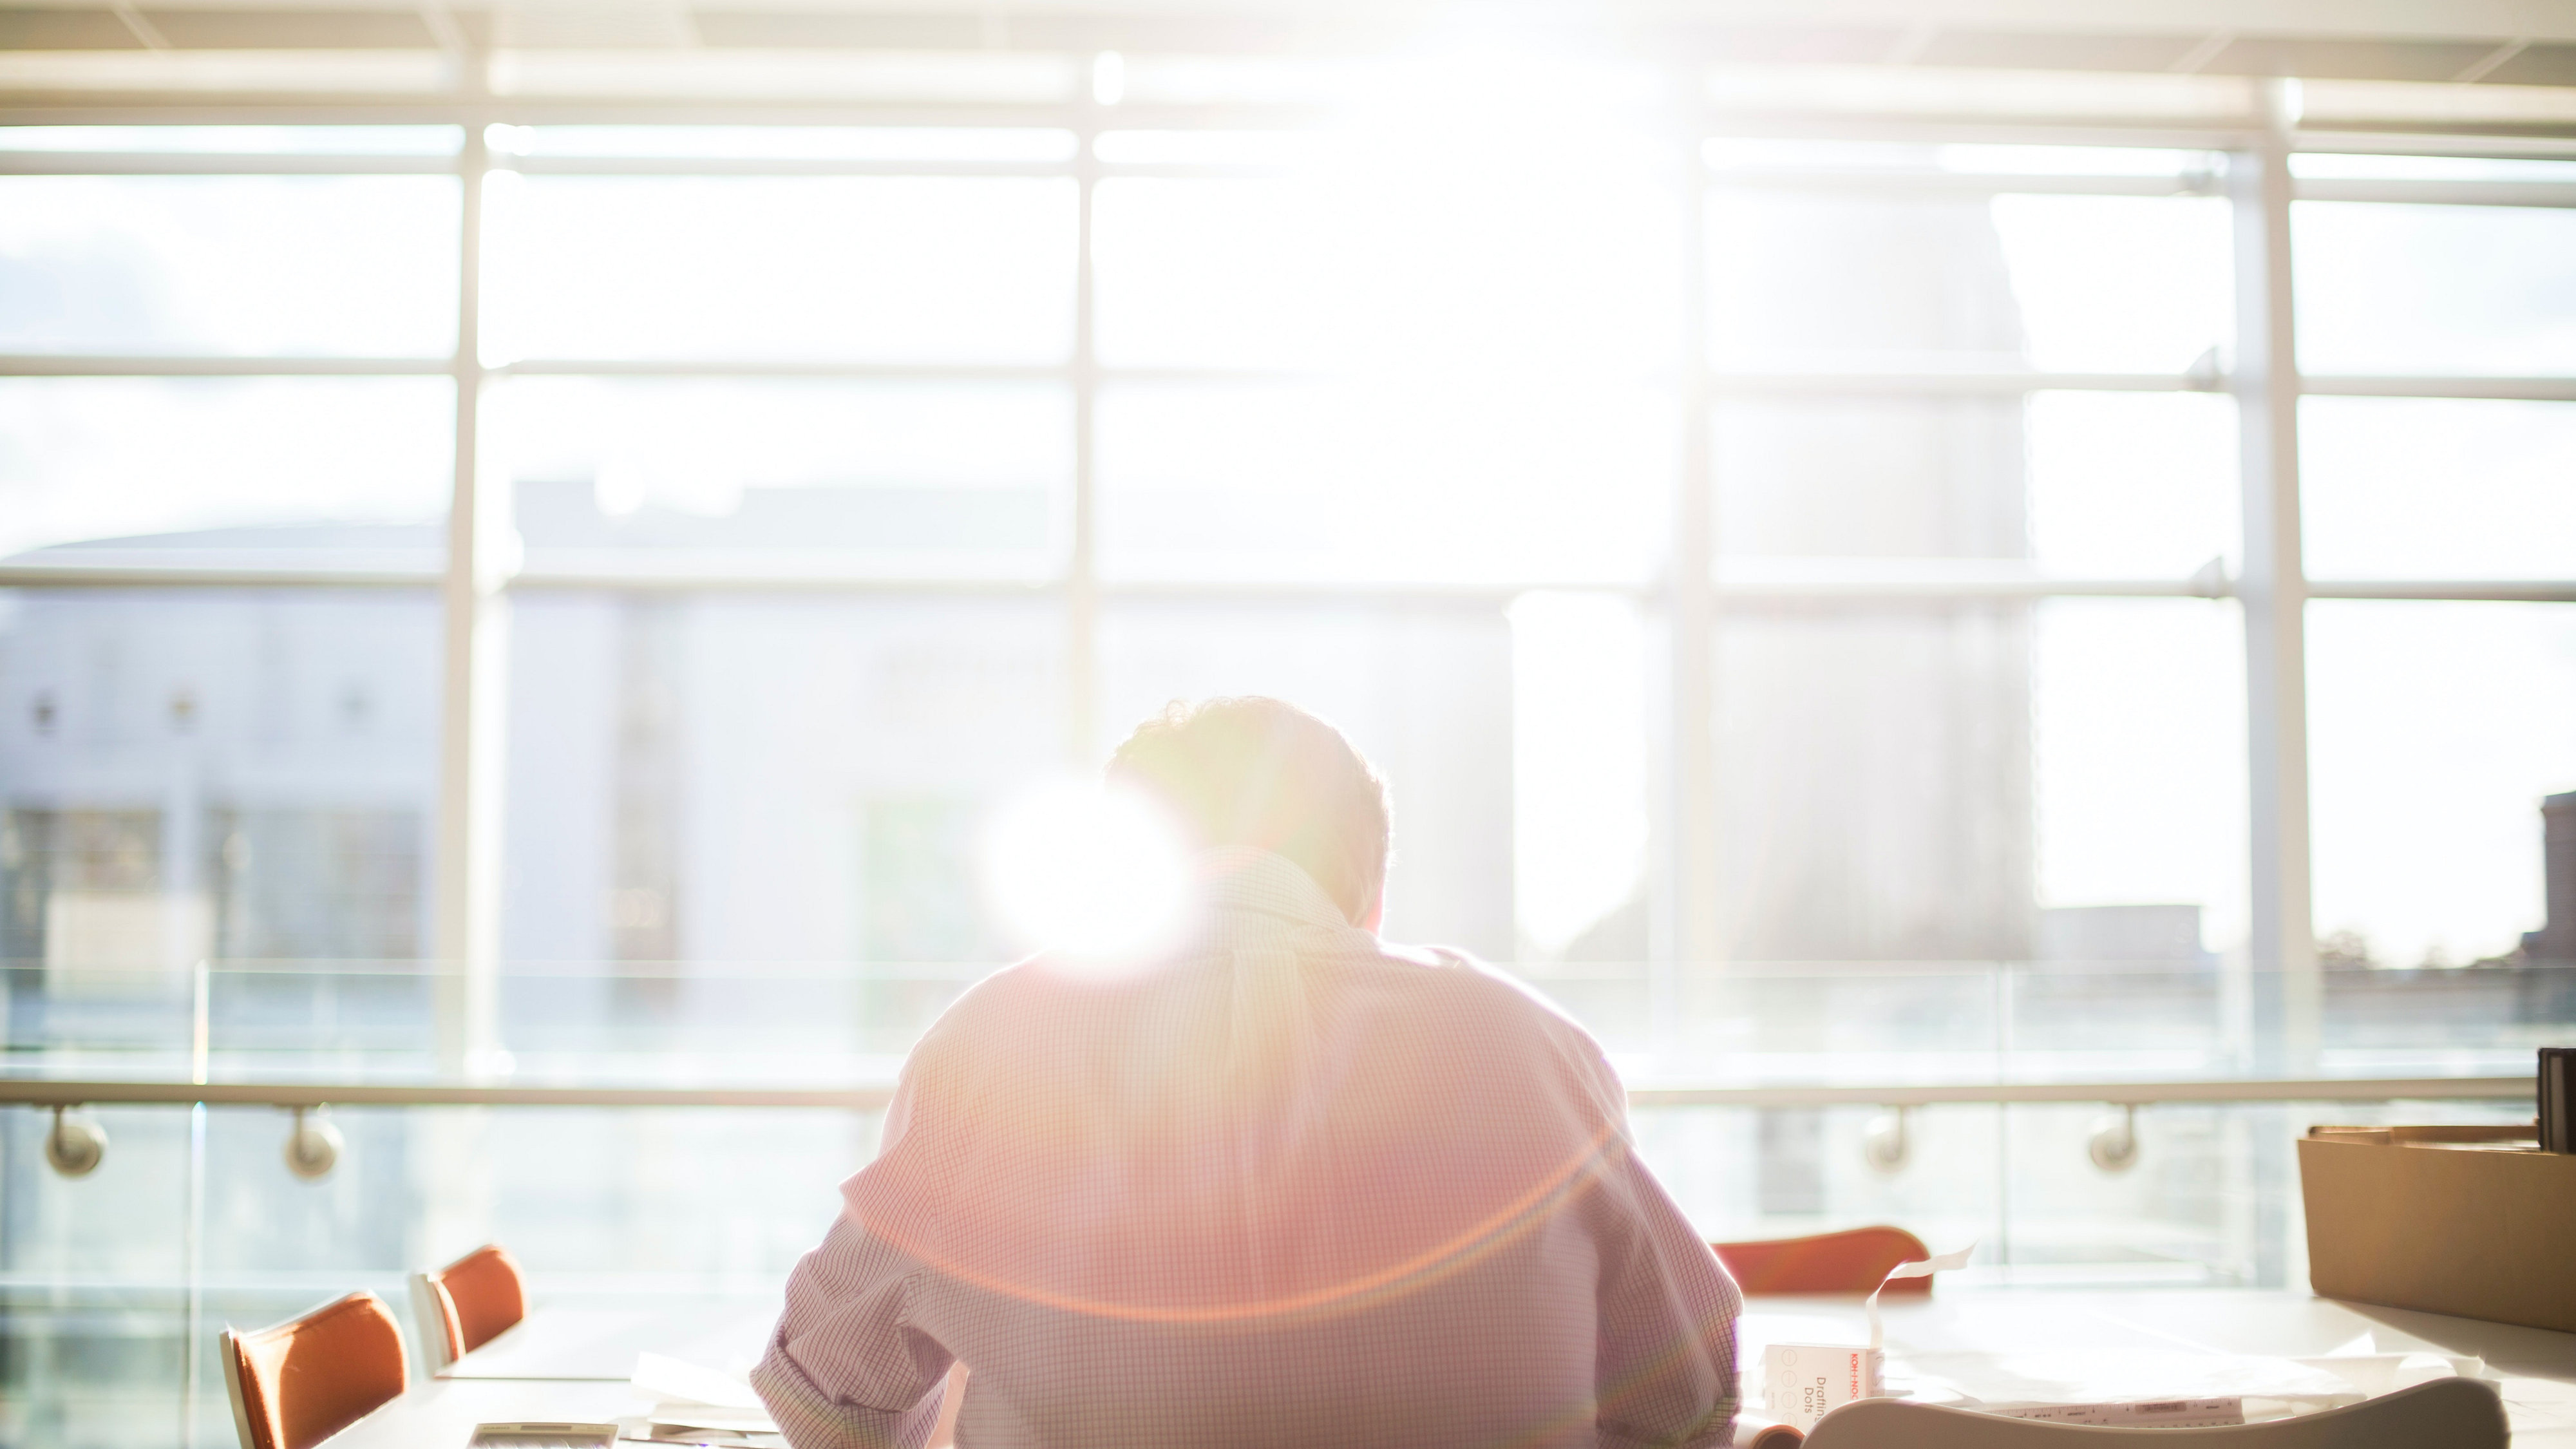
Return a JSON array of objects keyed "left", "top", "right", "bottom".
[
  {"left": 13, "top": 958, "right": 2566, "bottom": 1085},
  {"left": 1, "top": 959, "right": 2558, "bottom": 1444}
]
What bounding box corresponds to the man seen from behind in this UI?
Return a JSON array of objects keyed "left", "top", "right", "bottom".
[{"left": 755, "top": 696, "right": 1742, "bottom": 1449}]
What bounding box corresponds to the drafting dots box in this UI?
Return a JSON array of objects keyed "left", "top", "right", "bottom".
[
  {"left": 2298, "top": 1123, "right": 2576, "bottom": 1334},
  {"left": 1761, "top": 1345, "right": 1882, "bottom": 1433}
]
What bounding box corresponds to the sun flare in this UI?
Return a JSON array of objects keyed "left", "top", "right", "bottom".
[{"left": 983, "top": 777, "right": 1195, "bottom": 970}]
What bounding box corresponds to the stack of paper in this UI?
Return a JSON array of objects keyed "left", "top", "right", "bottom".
[
  {"left": 2004, "top": 1397, "right": 2245, "bottom": 1427},
  {"left": 627, "top": 1352, "right": 786, "bottom": 1447},
  {"left": 1882, "top": 1336, "right": 2496, "bottom": 1426},
  {"left": 1889, "top": 1347, "right": 2372, "bottom": 1421},
  {"left": 1727, "top": 1328, "right": 2497, "bottom": 1444}
]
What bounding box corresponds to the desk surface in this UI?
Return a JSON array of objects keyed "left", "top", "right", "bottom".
[
  {"left": 1752, "top": 1287, "right": 2576, "bottom": 1379},
  {"left": 443, "top": 1299, "right": 781, "bottom": 1381},
  {"left": 330, "top": 1288, "right": 2576, "bottom": 1447},
  {"left": 322, "top": 1380, "right": 640, "bottom": 1449}
]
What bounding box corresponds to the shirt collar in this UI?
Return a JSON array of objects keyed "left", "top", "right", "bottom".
[{"left": 1197, "top": 847, "right": 1352, "bottom": 931}]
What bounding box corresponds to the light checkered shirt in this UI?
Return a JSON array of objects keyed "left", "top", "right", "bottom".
[{"left": 755, "top": 849, "right": 1741, "bottom": 1449}]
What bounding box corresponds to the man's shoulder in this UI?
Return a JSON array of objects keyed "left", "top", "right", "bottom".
[
  {"left": 905, "top": 938, "right": 1617, "bottom": 1094},
  {"left": 1344, "top": 942, "right": 1629, "bottom": 1130},
  {"left": 1366, "top": 940, "right": 1609, "bottom": 1055},
  {"left": 907, "top": 952, "right": 1070, "bottom": 1048}
]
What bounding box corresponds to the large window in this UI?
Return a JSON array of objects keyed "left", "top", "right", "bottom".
[
  {"left": 1, "top": 78, "right": 2571, "bottom": 1432},
  {"left": 6, "top": 113, "right": 2570, "bottom": 1045},
  {"left": 0, "top": 170, "right": 459, "bottom": 357},
  {"left": 484, "top": 171, "right": 1077, "bottom": 364}
]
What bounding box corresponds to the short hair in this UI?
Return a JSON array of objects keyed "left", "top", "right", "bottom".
[{"left": 1108, "top": 697, "right": 1390, "bottom": 923}]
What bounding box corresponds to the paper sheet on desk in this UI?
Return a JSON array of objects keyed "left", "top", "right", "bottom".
[
  {"left": 1885, "top": 1349, "right": 2375, "bottom": 1421},
  {"left": 631, "top": 1352, "right": 779, "bottom": 1436},
  {"left": 1866, "top": 1244, "right": 1976, "bottom": 1353},
  {"left": 623, "top": 1412, "right": 783, "bottom": 1433},
  {"left": 2496, "top": 1373, "right": 2576, "bottom": 1443},
  {"left": 634, "top": 1354, "right": 763, "bottom": 1410},
  {"left": 636, "top": 1406, "right": 779, "bottom": 1432},
  {"left": 2288, "top": 1331, "right": 2488, "bottom": 1399}
]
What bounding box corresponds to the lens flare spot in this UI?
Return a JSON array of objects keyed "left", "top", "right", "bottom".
[{"left": 985, "top": 777, "right": 1192, "bottom": 971}]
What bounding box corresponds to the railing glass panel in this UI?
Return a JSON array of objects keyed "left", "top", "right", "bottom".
[{"left": 1, "top": 960, "right": 2559, "bottom": 1443}]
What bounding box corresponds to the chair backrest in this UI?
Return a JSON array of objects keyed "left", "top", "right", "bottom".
[
  {"left": 218, "top": 1291, "right": 410, "bottom": 1449},
  {"left": 1714, "top": 1226, "right": 1934, "bottom": 1295},
  {"left": 1803, "top": 1378, "right": 2508, "bottom": 1449},
  {"left": 412, "top": 1243, "right": 528, "bottom": 1371}
]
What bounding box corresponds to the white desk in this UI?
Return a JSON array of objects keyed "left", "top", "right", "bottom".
[
  {"left": 324, "top": 1289, "right": 2576, "bottom": 1446},
  {"left": 1748, "top": 1291, "right": 2576, "bottom": 1447},
  {"left": 323, "top": 1302, "right": 776, "bottom": 1449},
  {"left": 443, "top": 1299, "right": 781, "bottom": 1381},
  {"left": 1754, "top": 1289, "right": 2576, "bottom": 1374},
  {"left": 322, "top": 1381, "right": 640, "bottom": 1449}
]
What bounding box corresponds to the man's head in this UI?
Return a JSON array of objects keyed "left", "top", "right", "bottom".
[{"left": 1108, "top": 697, "right": 1390, "bottom": 928}]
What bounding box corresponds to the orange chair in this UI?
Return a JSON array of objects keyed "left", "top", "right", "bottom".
[
  {"left": 1713, "top": 1226, "right": 1935, "bottom": 1295},
  {"left": 408, "top": 1243, "right": 529, "bottom": 1373},
  {"left": 218, "top": 1291, "right": 410, "bottom": 1449}
]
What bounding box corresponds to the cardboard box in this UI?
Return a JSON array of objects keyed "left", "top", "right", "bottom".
[{"left": 2298, "top": 1123, "right": 2576, "bottom": 1333}]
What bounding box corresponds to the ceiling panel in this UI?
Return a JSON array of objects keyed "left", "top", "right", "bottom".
[
  {"left": 1916, "top": 30, "right": 2203, "bottom": 73},
  {"left": 1692, "top": 24, "right": 1911, "bottom": 66},
  {"left": 2489, "top": 43, "right": 2576, "bottom": 87},
  {"left": 0, "top": 7, "right": 141, "bottom": 47},
  {"left": 687, "top": 12, "right": 986, "bottom": 48},
  {"left": 0, "top": 0, "right": 2571, "bottom": 134},
  {"left": 2199, "top": 35, "right": 2505, "bottom": 83},
  {"left": 138, "top": 7, "right": 440, "bottom": 48}
]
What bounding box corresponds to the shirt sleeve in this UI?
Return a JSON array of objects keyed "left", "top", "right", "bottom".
[
  {"left": 1579, "top": 1048, "right": 1743, "bottom": 1449},
  {"left": 752, "top": 1074, "right": 956, "bottom": 1449}
]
